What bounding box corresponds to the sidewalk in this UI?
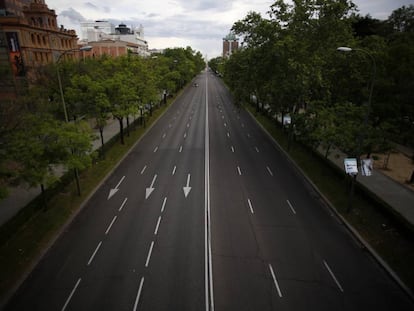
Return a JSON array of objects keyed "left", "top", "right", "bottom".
[
  {"left": 318, "top": 145, "right": 414, "bottom": 228},
  {"left": 0, "top": 117, "right": 127, "bottom": 226}
]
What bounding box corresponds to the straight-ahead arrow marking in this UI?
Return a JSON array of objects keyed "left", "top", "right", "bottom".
[
  {"left": 108, "top": 176, "right": 125, "bottom": 200},
  {"left": 145, "top": 174, "right": 157, "bottom": 199},
  {"left": 183, "top": 174, "right": 192, "bottom": 198}
]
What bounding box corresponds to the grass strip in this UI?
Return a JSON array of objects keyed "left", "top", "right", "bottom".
[
  {"left": 247, "top": 105, "right": 414, "bottom": 292},
  {"left": 0, "top": 101, "right": 171, "bottom": 299}
]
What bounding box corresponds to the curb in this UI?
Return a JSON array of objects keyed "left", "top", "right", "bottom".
[{"left": 245, "top": 108, "right": 414, "bottom": 302}]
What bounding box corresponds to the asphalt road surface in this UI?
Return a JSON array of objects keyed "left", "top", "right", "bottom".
[{"left": 5, "top": 70, "right": 414, "bottom": 311}]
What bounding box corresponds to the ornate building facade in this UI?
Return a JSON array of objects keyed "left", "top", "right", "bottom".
[{"left": 0, "top": 0, "right": 78, "bottom": 100}]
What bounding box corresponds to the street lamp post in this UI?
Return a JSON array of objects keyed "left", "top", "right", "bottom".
[
  {"left": 337, "top": 46, "right": 377, "bottom": 212},
  {"left": 56, "top": 45, "right": 92, "bottom": 196},
  {"left": 56, "top": 46, "right": 92, "bottom": 122}
]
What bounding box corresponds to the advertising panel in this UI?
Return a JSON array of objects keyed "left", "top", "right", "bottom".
[{"left": 6, "top": 32, "right": 25, "bottom": 76}]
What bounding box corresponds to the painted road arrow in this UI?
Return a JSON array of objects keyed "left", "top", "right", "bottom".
[
  {"left": 145, "top": 174, "right": 157, "bottom": 199},
  {"left": 183, "top": 174, "right": 192, "bottom": 198},
  {"left": 108, "top": 176, "right": 125, "bottom": 200}
]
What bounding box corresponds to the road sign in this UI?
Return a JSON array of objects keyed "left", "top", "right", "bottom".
[
  {"left": 344, "top": 158, "right": 358, "bottom": 175},
  {"left": 361, "top": 158, "right": 373, "bottom": 176}
]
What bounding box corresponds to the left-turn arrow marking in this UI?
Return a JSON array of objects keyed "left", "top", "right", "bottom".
[
  {"left": 146, "top": 174, "right": 157, "bottom": 199},
  {"left": 108, "top": 176, "right": 125, "bottom": 200},
  {"left": 183, "top": 174, "right": 192, "bottom": 198}
]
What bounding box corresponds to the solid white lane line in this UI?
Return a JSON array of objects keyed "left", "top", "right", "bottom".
[
  {"left": 237, "top": 166, "right": 242, "bottom": 175},
  {"left": 145, "top": 241, "right": 155, "bottom": 267},
  {"left": 323, "top": 260, "right": 344, "bottom": 292},
  {"left": 255, "top": 146, "right": 260, "bottom": 153},
  {"left": 286, "top": 200, "right": 297, "bottom": 215},
  {"left": 161, "top": 197, "right": 167, "bottom": 213},
  {"left": 153, "top": 146, "right": 158, "bottom": 153},
  {"left": 269, "top": 264, "right": 283, "bottom": 298},
  {"left": 154, "top": 216, "right": 162, "bottom": 235},
  {"left": 61, "top": 278, "right": 81, "bottom": 311},
  {"left": 133, "top": 277, "right": 145, "bottom": 311},
  {"left": 119, "top": 197, "right": 128, "bottom": 212},
  {"left": 179, "top": 145, "right": 183, "bottom": 153},
  {"left": 247, "top": 199, "right": 254, "bottom": 214},
  {"left": 87, "top": 241, "right": 102, "bottom": 266},
  {"left": 140, "top": 165, "right": 147, "bottom": 175},
  {"left": 105, "top": 216, "right": 118, "bottom": 235},
  {"left": 231, "top": 146, "right": 235, "bottom": 153},
  {"left": 205, "top": 74, "right": 214, "bottom": 311},
  {"left": 267, "top": 166, "right": 274, "bottom": 176},
  {"left": 172, "top": 165, "right": 177, "bottom": 175}
]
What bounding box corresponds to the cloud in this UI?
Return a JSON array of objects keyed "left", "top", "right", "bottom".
[
  {"left": 54, "top": 0, "right": 411, "bottom": 58},
  {"left": 59, "top": 7, "right": 86, "bottom": 22},
  {"left": 353, "top": 0, "right": 413, "bottom": 19},
  {"left": 84, "top": 2, "right": 111, "bottom": 13},
  {"left": 177, "top": 0, "right": 234, "bottom": 12}
]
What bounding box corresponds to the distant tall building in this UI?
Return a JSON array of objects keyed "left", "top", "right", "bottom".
[{"left": 222, "top": 32, "right": 239, "bottom": 58}]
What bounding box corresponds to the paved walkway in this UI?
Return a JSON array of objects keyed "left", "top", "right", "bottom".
[
  {"left": 0, "top": 117, "right": 128, "bottom": 226},
  {"left": 318, "top": 145, "right": 414, "bottom": 228}
]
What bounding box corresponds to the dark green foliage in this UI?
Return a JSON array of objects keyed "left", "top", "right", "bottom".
[
  {"left": 223, "top": 0, "right": 414, "bottom": 156},
  {"left": 0, "top": 48, "right": 204, "bottom": 199}
]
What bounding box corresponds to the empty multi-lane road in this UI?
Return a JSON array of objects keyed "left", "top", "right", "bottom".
[{"left": 6, "top": 70, "right": 414, "bottom": 310}]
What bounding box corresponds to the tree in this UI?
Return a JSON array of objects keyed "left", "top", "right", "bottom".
[
  {"left": 8, "top": 113, "right": 93, "bottom": 205},
  {"left": 388, "top": 5, "right": 414, "bottom": 32},
  {"left": 67, "top": 74, "right": 112, "bottom": 151}
]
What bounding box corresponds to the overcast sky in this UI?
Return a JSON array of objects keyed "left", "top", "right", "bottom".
[{"left": 51, "top": 0, "right": 414, "bottom": 58}]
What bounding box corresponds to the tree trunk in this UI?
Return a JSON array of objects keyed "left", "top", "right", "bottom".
[
  {"left": 40, "top": 183, "right": 47, "bottom": 208},
  {"left": 99, "top": 127, "right": 104, "bottom": 148},
  {"left": 117, "top": 117, "right": 125, "bottom": 144},
  {"left": 126, "top": 116, "right": 130, "bottom": 137},
  {"left": 383, "top": 151, "right": 391, "bottom": 169},
  {"left": 99, "top": 127, "right": 105, "bottom": 158},
  {"left": 409, "top": 170, "right": 414, "bottom": 184},
  {"left": 325, "top": 143, "right": 332, "bottom": 158}
]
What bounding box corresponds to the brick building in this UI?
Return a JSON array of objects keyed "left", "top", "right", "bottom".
[
  {"left": 86, "top": 39, "right": 142, "bottom": 58},
  {"left": 222, "top": 32, "right": 239, "bottom": 58},
  {"left": 0, "top": 0, "right": 78, "bottom": 100}
]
